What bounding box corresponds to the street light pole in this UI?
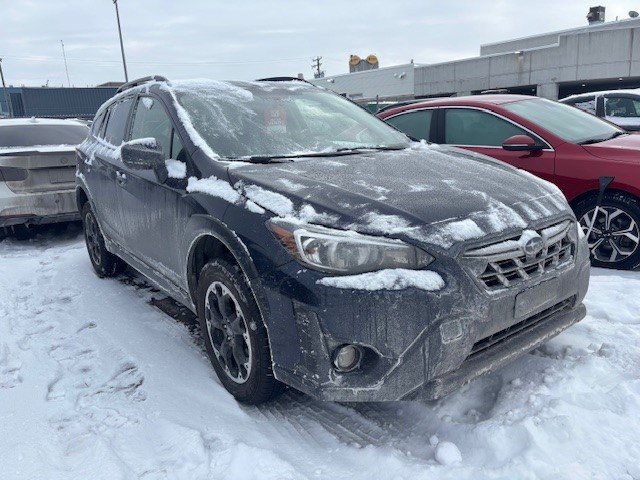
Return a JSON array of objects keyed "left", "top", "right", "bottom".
[
  {"left": 112, "top": 0, "right": 129, "bottom": 82},
  {"left": 0, "top": 58, "right": 14, "bottom": 118}
]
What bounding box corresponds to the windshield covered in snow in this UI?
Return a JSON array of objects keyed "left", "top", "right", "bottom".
[
  {"left": 504, "top": 98, "right": 623, "bottom": 145},
  {"left": 0, "top": 124, "right": 89, "bottom": 148},
  {"left": 172, "top": 80, "right": 410, "bottom": 159}
]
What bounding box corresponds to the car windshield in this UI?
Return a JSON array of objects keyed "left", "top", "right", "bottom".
[
  {"left": 504, "top": 98, "right": 624, "bottom": 145},
  {"left": 172, "top": 80, "right": 410, "bottom": 159},
  {"left": 0, "top": 124, "right": 89, "bottom": 148}
]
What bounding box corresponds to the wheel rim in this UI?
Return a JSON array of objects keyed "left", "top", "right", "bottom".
[
  {"left": 84, "top": 211, "right": 102, "bottom": 267},
  {"left": 204, "top": 281, "right": 253, "bottom": 384},
  {"left": 579, "top": 206, "right": 640, "bottom": 263}
]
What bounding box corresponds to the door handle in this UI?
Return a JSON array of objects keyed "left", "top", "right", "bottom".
[{"left": 116, "top": 171, "right": 127, "bottom": 187}]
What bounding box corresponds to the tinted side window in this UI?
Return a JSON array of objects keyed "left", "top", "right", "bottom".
[
  {"left": 385, "top": 110, "right": 433, "bottom": 141},
  {"left": 130, "top": 96, "right": 172, "bottom": 159},
  {"left": 91, "top": 110, "right": 106, "bottom": 136},
  {"left": 104, "top": 98, "right": 134, "bottom": 145},
  {"left": 445, "top": 109, "right": 535, "bottom": 147},
  {"left": 171, "top": 129, "right": 185, "bottom": 160},
  {"left": 604, "top": 96, "right": 640, "bottom": 118}
]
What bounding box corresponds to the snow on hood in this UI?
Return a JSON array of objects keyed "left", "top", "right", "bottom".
[{"left": 227, "top": 144, "right": 572, "bottom": 248}]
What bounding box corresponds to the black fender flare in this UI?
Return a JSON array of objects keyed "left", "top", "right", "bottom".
[{"left": 183, "top": 213, "right": 272, "bottom": 321}]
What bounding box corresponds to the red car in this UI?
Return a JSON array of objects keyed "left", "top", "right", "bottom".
[{"left": 378, "top": 95, "right": 640, "bottom": 270}]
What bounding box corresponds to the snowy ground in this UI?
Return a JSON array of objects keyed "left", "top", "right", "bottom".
[{"left": 1, "top": 228, "right": 639, "bottom": 480}]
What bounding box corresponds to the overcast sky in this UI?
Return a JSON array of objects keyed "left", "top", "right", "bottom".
[{"left": 1, "top": 1, "right": 639, "bottom": 87}]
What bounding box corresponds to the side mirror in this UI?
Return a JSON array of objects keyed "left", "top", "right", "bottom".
[
  {"left": 120, "top": 141, "right": 168, "bottom": 183},
  {"left": 502, "top": 135, "right": 543, "bottom": 152}
]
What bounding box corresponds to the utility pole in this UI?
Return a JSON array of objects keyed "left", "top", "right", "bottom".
[
  {"left": 0, "top": 58, "right": 14, "bottom": 118},
  {"left": 112, "top": 0, "right": 129, "bottom": 82},
  {"left": 312, "top": 56, "right": 324, "bottom": 79},
  {"left": 60, "top": 40, "right": 71, "bottom": 87}
]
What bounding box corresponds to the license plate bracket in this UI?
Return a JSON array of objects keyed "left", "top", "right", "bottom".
[{"left": 514, "top": 278, "right": 559, "bottom": 319}]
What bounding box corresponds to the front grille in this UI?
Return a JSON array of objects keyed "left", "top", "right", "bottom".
[
  {"left": 470, "top": 296, "right": 575, "bottom": 357},
  {"left": 464, "top": 220, "right": 575, "bottom": 290}
]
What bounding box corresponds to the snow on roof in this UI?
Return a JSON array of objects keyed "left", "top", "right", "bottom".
[{"left": 561, "top": 88, "right": 640, "bottom": 101}]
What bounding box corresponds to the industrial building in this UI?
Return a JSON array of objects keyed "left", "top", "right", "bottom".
[
  {"left": 311, "top": 7, "right": 640, "bottom": 103},
  {"left": 1, "top": 86, "right": 117, "bottom": 119}
]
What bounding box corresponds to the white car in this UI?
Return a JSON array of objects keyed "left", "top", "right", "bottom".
[
  {"left": 560, "top": 89, "right": 640, "bottom": 131},
  {"left": 0, "top": 117, "right": 89, "bottom": 236}
]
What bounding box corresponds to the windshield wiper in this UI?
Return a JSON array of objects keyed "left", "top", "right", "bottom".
[
  {"left": 224, "top": 149, "right": 392, "bottom": 163},
  {"left": 336, "top": 145, "right": 407, "bottom": 153},
  {"left": 222, "top": 145, "right": 409, "bottom": 164},
  {"left": 578, "top": 131, "right": 628, "bottom": 145}
]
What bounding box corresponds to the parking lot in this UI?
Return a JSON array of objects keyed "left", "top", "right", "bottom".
[{"left": 1, "top": 227, "right": 638, "bottom": 479}]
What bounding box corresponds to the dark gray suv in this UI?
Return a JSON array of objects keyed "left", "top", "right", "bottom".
[{"left": 76, "top": 76, "right": 590, "bottom": 404}]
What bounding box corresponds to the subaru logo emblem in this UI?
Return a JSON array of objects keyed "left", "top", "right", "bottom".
[{"left": 523, "top": 234, "right": 544, "bottom": 257}]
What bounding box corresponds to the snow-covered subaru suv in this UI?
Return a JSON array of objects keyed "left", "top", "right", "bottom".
[{"left": 76, "top": 76, "right": 590, "bottom": 404}]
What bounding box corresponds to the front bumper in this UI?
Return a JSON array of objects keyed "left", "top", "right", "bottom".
[
  {"left": 0, "top": 183, "right": 79, "bottom": 227},
  {"left": 263, "top": 238, "right": 590, "bottom": 402}
]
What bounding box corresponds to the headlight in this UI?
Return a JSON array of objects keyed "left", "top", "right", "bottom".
[{"left": 268, "top": 219, "right": 434, "bottom": 274}]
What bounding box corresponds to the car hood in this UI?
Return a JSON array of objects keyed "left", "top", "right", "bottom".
[
  {"left": 581, "top": 133, "right": 640, "bottom": 162},
  {"left": 227, "top": 144, "right": 571, "bottom": 250}
]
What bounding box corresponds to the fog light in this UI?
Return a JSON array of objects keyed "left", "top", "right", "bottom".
[{"left": 333, "top": 345, "right": 361, "bottom": 372}]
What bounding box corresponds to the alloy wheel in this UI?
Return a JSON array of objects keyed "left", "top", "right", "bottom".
[
  {"left": 204, "top": 281, "right": 253, "bottom": 384},
  {"left": 84, "top": 212, "right": 102, "bottom": 267},
  {"left": 579, "top": 206, "right": 640, "bottom": 263}
]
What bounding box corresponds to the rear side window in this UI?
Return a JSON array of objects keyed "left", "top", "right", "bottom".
[
  {"left": 444, "top": 108, "right": 535, "bottom": 147},
  {"left": 104, "top": 98, "right": 134, "bottom": 145},
  {"left": 604, "top": 96, "right": 640, "bottom": 118},
  {"left": 130, "top": 96, "right": 172, "bottom": 159},
  {"left": 572, "top": 97, "right": 596, "bottom": 115},
  {"left": 385, "top": 110, "right": 433, "bottom": 141},
  {"left": 91, "top": 110, "right": 106, "bottom": 136}
]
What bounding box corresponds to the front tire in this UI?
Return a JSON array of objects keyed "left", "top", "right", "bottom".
[
  {"left": 197, "top": 259, "right": 284, "bottom": 404},
  {"left": 82, "top": 203, "right": 127, "bottom": 277},
  {"left": 575, "top": 193, "right": 640, "bottom": 270}
]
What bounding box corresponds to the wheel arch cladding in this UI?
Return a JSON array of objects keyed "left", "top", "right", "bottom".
[
  {"left": 185, "top": 215, "right": 271, "bottom": 322},
  {"left": 75, "top": 186, "right": 89, "bottom": 212},
  {"left": 570, "top": 188, "right": 640, "bottom": 211},
  {"left": 186, "top": 218, "right": 283, "bottom": 376}
]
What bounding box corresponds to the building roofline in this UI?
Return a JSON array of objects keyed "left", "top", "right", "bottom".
[
  {"left": 480, "top": 17, "right": 640, "bottom": 50},
  {"left": 311, "top": 62, "right": 416, "bottom": 81}
]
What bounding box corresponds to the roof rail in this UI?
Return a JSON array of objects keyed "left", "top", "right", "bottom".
[
  {"left": 116, "top": 75, "right": 169, "bottom": 93},
  {"left": 256, "top": 76, "right": 315, "bottom": 85}
]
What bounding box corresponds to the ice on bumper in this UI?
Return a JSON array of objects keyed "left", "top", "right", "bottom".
[{"left": 318, "top": 268, "right": 444, "bottom": 291}]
